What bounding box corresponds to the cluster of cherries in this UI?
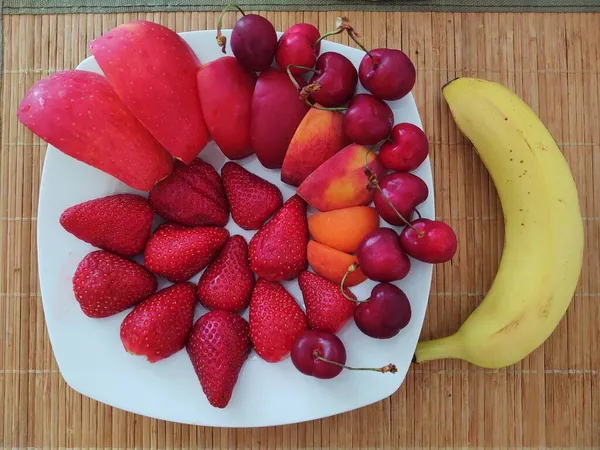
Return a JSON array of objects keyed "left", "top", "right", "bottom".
[{"left": 218, "top": 6, "right": 458, "bottom": 380}]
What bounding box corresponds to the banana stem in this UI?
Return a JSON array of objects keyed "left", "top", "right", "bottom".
[{"left": 413, "top": 334, "right": 464, "bottom": 363}]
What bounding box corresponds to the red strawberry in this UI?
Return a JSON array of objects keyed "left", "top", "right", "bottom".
[
  {"left": 144, "top": 223, "right": 229, "bottom": 282},
  {"left": 60, "top": 194, "right": 154, "bottom": 257},
  {"left": 73, "top": 250, "right": 157, "bottom": 318},
  {"left": 149, "top": 159, "right": 229, "bottom": 227},
  {"left": 221, "top": 162, "right": 283, "bottom": 230},
  {"left": 197, "top": 235, "right": 255, "bottom": 313},
  {"left": 298, "top": 271, "right": 356, "bottom": 334},
  {"left": 249, "top": 278, "right": 308, "bottom": 362},
  {"left": 186, "top": 310, "right": 251, "bottom": 408},
  {"left": 248, "top": 195, "right": 308, "bottom": 281},
  {"left": 120, "top": 282, "right": 197, "bottom": 362}
]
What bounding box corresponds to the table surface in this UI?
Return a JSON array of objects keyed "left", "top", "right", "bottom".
[{"left": 1, "top": 10, "right": 599, "bottom": 449}]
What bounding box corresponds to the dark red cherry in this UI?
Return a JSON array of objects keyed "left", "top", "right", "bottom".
[
  {"left": 291, "top": 330, "right": 397, "bottom": 379},
  {"left": 356, "top": 228, "right": 410, "bottom": 282},
  {"left": 229, "top": 14, "right": 278, "bottom": 72},
  {"left": 306, "top": 52, "right": 358, "bottom": 107},
  {"left": 276, "top": 23, "right": 320, "bottom": 74},
  {"left": 359, "top": 48, "right": 416, "bottom": 101},
  {"left": 354, "top": 283, "right": 411, "bottom": 339},
  {"left": 373, "top": 172, "right": 428, "bottom": 226},
  {"left": 379, "top": 123, "right": 429, "bottom": 172},
  {"left": 400, "top": 219, "right": 457, "bottom": 263},
  {"left": 343, "top": 94, "right": 393, "bottom": 145}
]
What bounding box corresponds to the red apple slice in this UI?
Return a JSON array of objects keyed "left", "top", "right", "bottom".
[
  {"left": 89, "top": 20, "right": 209, "bottom": 164},
  {"left": 196, "top": 56, "right": 256, "bottom": 160},
  {"left": 17, "top": 70, "right": 173, "bottom": 191},
  {"left": 250, "top": 69, "right": 310, "bottom": 169}
]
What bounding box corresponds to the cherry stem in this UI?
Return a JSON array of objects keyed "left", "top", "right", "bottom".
[
  {"left": 340, "top": 263, "right": 363, "bottom": 302},
  {"left": 304, "top": 100, "right": 347, "bottom": 112},
  {"left": 216, "top": 1, "right": 246, "bottom": 53},
  {"left": 363, "top": 151, "right": 424, "bottom": 237},
  {"left": 314, "top": 16, "right": 375, "bottom": 62},
  {"left": 313, "top": 351, "right": 398, "bottom": 374},
  {"left": 414, "top": 209, "right": 422, "bottom": 220}
]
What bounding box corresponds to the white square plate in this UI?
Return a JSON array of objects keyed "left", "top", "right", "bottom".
[{"left": 37, "top": 29, "right": 434, "bottom": 427}]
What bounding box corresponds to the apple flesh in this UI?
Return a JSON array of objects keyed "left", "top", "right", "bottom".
[
  {"left": 17, "top": 70, "right": 173, "bottom": 191},
  {"left": 281, "top": 108, "right": 347, "bottom": 187},
  {"left": 197, "top": 56, "right": 256, "bottom": 160},
  {"left": 89, "top": 20, "right": 209, "bottom": 164}
]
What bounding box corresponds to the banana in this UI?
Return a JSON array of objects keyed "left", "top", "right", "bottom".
[{"left": 414, "top": 77, "right": 584, "bottom": 369}]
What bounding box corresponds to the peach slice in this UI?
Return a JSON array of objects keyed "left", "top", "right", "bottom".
[{"left": 307, "top": 240, "right": 366, "bottom": 287}]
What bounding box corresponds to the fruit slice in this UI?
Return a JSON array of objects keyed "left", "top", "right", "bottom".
[
  {"left": 298, "top": 271, "right": 356, "bottom": 334},
  {"left": 306, "top": 240, "right": 366, "bottom": 287},
  {"left": 197, "top": 235, "right": 255, "bottom": 313},
  {"left": 60, "top": 194, "right": 153, "bottom": 257},
  {"left": 144, "top": 223, "right": 229, "bottom": 282},
  {"left": 307, "top": 206, "right": 380, "bottom": 253},
  {"left": 120, "top": 282, "right": 197, "bottom": 362},
  {"left": 297, "top": 143, "right": 386, "bottom": 212},
  {"left": 281, "top": 107, "right": 347, "bottom": 187},
  {"left": 17, "top": 70, "right": 173, "bottom": 191},
  {"left": 73, "top": 250, "right": 157, "bottom": 318},
  {"left": 196, "top": 56, "right": 256, "bottom": 160},
  {"left": 221, "top": 162, "right": 282, "bottom": 230},
  {"left": 249, "top": 195, "right": 308, "bottom": 281},
  {"left": 250, "top": 69, "right": 310, "bottom": 168},
  {"left": 187, "top": 310, "right": 251, "bottom": 408},
  {"left": 149, "top": 158, "right": 229, "bottom": 227},
  {"left": 89, "top": 20, "right": 209, "bottom": 163},
  {"left": 249, "top": 278, "right": 308, "bottom": 363}
]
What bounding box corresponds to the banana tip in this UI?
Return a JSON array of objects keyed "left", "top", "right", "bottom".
[{"left": 442, "top": 77, "right": 461, "bottom": 91}]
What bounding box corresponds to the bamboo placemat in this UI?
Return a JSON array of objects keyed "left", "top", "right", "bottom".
[{"left": 1, "top": 10, "right": 599, "bottom": 449}]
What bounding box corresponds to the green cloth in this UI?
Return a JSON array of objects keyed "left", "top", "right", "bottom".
[{"left": 3, "top": 0, "right": 600, "bottom": 13}]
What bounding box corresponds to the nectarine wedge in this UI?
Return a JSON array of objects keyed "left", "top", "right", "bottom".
[
  {"left": 281, "top": 107, "right": 347, "bottom": 187},
  {"left": 297, "top": 144, "right": 387, "bottom": 211},
  {"left": 307, "top": 240, "right": 366, "bottom": 287},
  {"left": 308, "top": 206, "right": 380, "bottom": 253}
]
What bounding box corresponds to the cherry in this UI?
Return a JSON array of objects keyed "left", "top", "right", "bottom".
[
  {"left": 276, "top": 23, "right": 321, "bottom": 74},
  {"left": 353, "top": 283, "right": 411, "bottom": 339},
  {"left": 316, "top": 16, "right": 415, "bottom": 100},
  {"left": 217, "top": 5, "right": 277, "bottom": 72},
  {"left": 372, "top": 172, "right": 428, "bottom": 226},
  {"left": 343, "top": 94, "right": 393, "bottom": 145},
  {"left": 355, "top": 228, "right": 410, "bottom": 282},
  {"left": 400, "top": 219, "right": 457, "bottom": 263},
  {"left": 359, "top": 49, "right": 416, "bottom": 101},
  {"left": 291, "top": 330, "right": 397, "bottom": 379},
  {"left": 379, "top": 123, "right": 429, "bottom": 172},
  {"left": 302, "top": 52, "right": 358, "bottom": 107}
]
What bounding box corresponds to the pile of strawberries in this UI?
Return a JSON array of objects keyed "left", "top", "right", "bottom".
[{"left": 61, "top": 159, "right": 354, "bottom": 409}]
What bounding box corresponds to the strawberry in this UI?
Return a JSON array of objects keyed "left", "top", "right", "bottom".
[
  {"left": 144, "top": 223, "right": 229, "bottom": 282},
  {"left": 221, "top": 162, "right": 283, "bottom": 230},
  {"left": 249, "top": 278, "right": 308, "bottom": 363},
  {"left": 120, "top": 282, "right": 197, "bottom": 363},
  {"left": 298, "top": 271, "right": 356, "bottom": 334},
  {"left": 149, "top": 158, "right": 230, "bottom": 227},
  {"left": 60, "top": 194, "right": 154, "bottom": 257},
  {"left": 73, "top": 250, "right": 157, "bottom": 318},
  {"left": 248, "top": 195, "right": 308, "bottom": 281},
  {"left": 186, "top": 310, "right": 251, "bottom": 408},
  {"left": 197, "top": 235, "right": 255, "bottom": 313}
]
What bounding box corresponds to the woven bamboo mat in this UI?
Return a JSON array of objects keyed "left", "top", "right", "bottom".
[{"left": 1, "top": 10, "right": 599, "bottom": 449}]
